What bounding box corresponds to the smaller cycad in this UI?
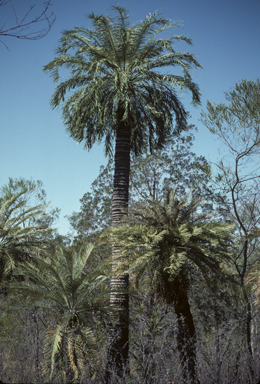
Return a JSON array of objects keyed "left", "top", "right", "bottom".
[
  {"left": 6, "top": 244, "right": 108, "bottom": 382},
  {"left": 104, "top": 188, "right": 234, "bottom": 384}
]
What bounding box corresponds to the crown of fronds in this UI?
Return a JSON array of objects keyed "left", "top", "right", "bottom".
[
  {"left": 106, "top": 188, "right": 234, "bottom": 295},
  {"left": 9, "top": 243, "right": 108, "bottom": 314},
  {"left": 44, "top": 6, "right": 201, "bottom": 156},
  {"left": 7, "top": 244, "right": 108, "bottom": 380}
]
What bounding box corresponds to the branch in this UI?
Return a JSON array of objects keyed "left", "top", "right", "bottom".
[{"left": 0, "top": 0, "right": 56, "bottom": 48}]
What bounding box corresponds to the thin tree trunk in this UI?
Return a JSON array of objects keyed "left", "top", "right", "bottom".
[
  {"left": 234, "top": 240, "right": 255, "bottom": 378},
  {"left": 105, "top": 125, "right": 131, "bottom": 382}
]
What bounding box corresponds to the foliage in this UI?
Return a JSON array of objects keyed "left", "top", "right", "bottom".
[
  {"left": 0, "top": 177, "right": 60, "bottom": 233},
  {"left": 129, "top": 125, "right": 212, "bottom": 204},
  {"left": 0, "top": 178, "right": 58, "bottom": 278},
  {"left": 2, "top": 74, "right": 260, "bottom": 381},
  {"left": 43, "top": 5, "right": 201, "bottom": 157},
  {"left": 101, "top": 188, "right": 235, "bottom": 382},
  {"left": 200, "top": 79, "right": 260, "bottom": 226},
  {"left": 68, "top": 128, "right": 214, "bottom": 245},
  {"left": 246, "top": 261, "right": 260, "bottom": 308},
  {"left": 104, "top": 188, "right": 234, "bottom": 296},
  {"left": 201, "top": 79, "right": 260, "bottom": 139},
  {"left": 0, "top": 306, "right": 48, "bottom": 383},
  {"left": 5, "top": 244, "right": 109, "bottom": 382},
  {"left": 68, "top": 159, "right": 113, "bottom": 246},
  {"left": 44, "top": 6, "right": 202, "bottom": 376},
  {"left": 201, "top": 78, "right": 260, "bottom": 358}
]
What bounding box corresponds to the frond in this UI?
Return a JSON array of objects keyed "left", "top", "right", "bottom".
[
  {"left": 72, "top": 243, "right": 94, "bottom": 281},
  {"left": 43, "top": 324, "right": 64, "bottom": 379}
]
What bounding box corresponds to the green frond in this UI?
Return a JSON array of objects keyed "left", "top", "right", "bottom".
[
  {"left": 72, "top": 243, "right": 94, "bottom": 280},
  {"left": 2, "top": 251, "right": 16, "bottom": 277},
  {"left": 43, "top": 324, "right": 64, "bottom": 379}
]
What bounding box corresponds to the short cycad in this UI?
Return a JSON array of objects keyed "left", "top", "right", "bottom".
[
  {"left": 7, "top": 244, "right": 108, "bottom": 382},
  {"left": 106, "top": 188, "right": 234, "bottom": 383}
]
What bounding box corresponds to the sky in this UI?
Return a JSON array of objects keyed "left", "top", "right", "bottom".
[{"left": 0, "top": 0, "right": 260, "bottom": 236}]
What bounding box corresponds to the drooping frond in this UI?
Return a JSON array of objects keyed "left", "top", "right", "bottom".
[
  {"left": 44, "top": 6, "right": 201, "bottom": 156},
  {"left": 43, "top": 324, "right": 64, "bottom": 379}
]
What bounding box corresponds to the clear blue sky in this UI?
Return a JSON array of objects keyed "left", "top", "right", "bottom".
[{"left": 1, "top": 0, "right": 260, "bottom": 235}]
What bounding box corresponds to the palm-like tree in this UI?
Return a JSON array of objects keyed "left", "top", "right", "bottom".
[
  {"left": 108, "top": 189, "right": 234, "bottom": 383},
  {"left": 7, "top": 244, "right": 108, "bottom": 383},
  {"left": 43, "top": 6, "right": 201, "bottom": 378},
  {"left": 0, "top": 190, "right": 52, "bottom": 278}
]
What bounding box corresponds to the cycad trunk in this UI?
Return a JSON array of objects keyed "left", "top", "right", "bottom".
[
  {"left": 171, "top": 269, "right": 200, "bottom": 384},
  {"left": 31, "top": 308, "right": 43, "bottom": 383},
  {"left": 105, "top": 125, "right": 131, "bottom": 382}
]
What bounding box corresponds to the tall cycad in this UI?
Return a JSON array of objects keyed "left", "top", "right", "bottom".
[
  {"left": 7, "top": 244, "right": 108, "bottom": 383},
  {"left": 108, "top": 189, "right": 234, "bottom": 383},
  {"left": 43, "top": 6, "right": 201, "bottom": 377}
]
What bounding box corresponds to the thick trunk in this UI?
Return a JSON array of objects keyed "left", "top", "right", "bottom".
[
  {"left": 105, "top": 126, "right": 131, "bottom": 382},
  {"left": 171, "top": 269, "right": 199, "bottom": 384},
  {"left": 31, "top": 308, "right": 43, "bottom": 383},
  {"left": 66, "top": 317, "right": 80, "bottom": 384}
]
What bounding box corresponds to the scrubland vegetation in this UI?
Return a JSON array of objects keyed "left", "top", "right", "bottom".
[{"left": 1, "top": 5, "right": 260, "bottom": 383}]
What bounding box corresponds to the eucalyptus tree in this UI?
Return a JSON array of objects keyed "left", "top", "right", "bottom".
[
  {"left": 67, "top": 159, "right": 114, "bottom": 248},
  {"left": 201, "top": 79, "right": 260, "bottom": 363},
  {"left": 43, "top": 6, "right": 201, "bottom": 378},
  {"left": 7, "top": 243, "right": 108, "bottom": 383},
  {"left": 106, "top": 188, "right": 234, "bottom": 383},
  {"left": 129, "top": 125, "right": 213, "bottom": 205}
]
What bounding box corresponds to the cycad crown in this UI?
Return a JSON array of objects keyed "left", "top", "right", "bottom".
[
  {"left": 109, "top": 188, "right": 234, "bottom": 293},
  {"left": 43, "top": 6, "right": 201, "bottom": 156}
]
